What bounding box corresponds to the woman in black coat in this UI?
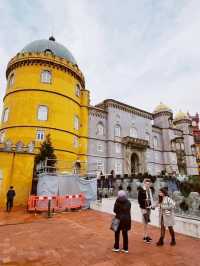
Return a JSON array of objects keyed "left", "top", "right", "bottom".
[{"left": 113, "top": 190, "right": 131, "bottom": 253}]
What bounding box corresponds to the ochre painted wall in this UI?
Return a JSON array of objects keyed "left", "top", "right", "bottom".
[
  {"left": 0, "top": 152, "right": 35, "bottom": 208},
  {"left": 0, "top": 51, "right": 89, "bottom": 206},
  {"left": 1, "top": 53, "right": 89, "bottom": 162}
]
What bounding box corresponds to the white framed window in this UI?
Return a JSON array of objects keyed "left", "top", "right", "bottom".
[
  {"left": 97, "top": 143, "right": 103, "bottom": 152},
  {"left": 8, "top": 73, "right": 14, "bottom": 87},
  {"left": 74, "top": 116, "right": 80, "bottom": 130},
  {"left": 115, "top": 160, "right": 122, "bottom": 174},
  {"left": 114, "top": 125, "right": 121, "bottom": 137},
  {"left": 192, "top": 121, "right": 197, "bottom": 127},
  {"left": 115, "top": 143, "right": 121, "bottom": 154},
  {"left": 181, "top": 143, "right": 184, "bottom": 150},
  {"left": 0, "top": 131, "right": 5, "bottom": 143},
  {"left": 176, "top": 142, "right": 181, "bottom": 150},
  {"left": 36, "top": 130, "right": 45, "bottom": 141},
  {"left": 97, "top": 160, "right": 104, "bottom": 172},
  {"left": 130, "top": 127, "right": 137, "bottom": 138},
  {"left": 2, "top": 108, "right": 9, "bottom": 123},
  {"left": 37, "top": 105, "right": 48, "bottom": 121},
  {"left": 97, "top": 123, "right": 104, "bottom": 136},
  {"left": 74, "top": 136, "right": 79, "bottom": 147},
  {"left": 153, "top": 136, "right": 158, "bottom": 148},
  {"left": 41, "top": 70, "right": 52, "bottom": 83},
  {"left": 75, "top": 84, "right": 81, "bottom": 97}
]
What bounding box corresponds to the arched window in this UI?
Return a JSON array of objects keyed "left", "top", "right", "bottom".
[
  {"left": 97, "top": 143, "right": 103, "bottom": 152},
  {"left": 37, "top": 105, "right": 48, "bottom": 121},
  {"left": 75, "top": 84, "right": 81, "bottom": 97},
  {"left": 44, "top": 49, "right": 53, "bottom": 55},
  {"left": 97, "top": 160, "right": 104, "bottom": 172},
  {"left": 130, "top": 127, "right": 137, "bottom": 138},
  {"left": 115, "top": 160, "right": 122, "bottom": 174},
  {"left": 115, "top": 143, "right": 121, "bottom": 154},
  {"left": 192, "top": 121, "right": 197, "bottom": 127},
  {"left": 74, "top": 115, "right": 80, "bottom": 130},
  {"left": 0, "top": 131, "right": 5, "bottom": 143},
  {"left": 153, "top": 136, "right": 158, "bottom": 148},
  {"left": 2, "top": 108, "right": 9, "bottom": 123},
  {"left": 114, "top": 125, "right": 121, "bottom": 137},
  {"left": 97, "top": 123, "right": 104, "bottom": 136},
  {"left": 8, "top": 73, "right": 14, "bottom": 87},
  {"left": 74, "top": 136, "right": 79, "bottom": 147},
  {"left": 41, "top": 70, "right": 52, "bottom": 83},
  {"left": 36, "top": 130, "right": 45, "bottom": 141}
]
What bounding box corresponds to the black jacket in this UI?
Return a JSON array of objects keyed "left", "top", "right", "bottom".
[
  {"left": 114, "top": 197, "right": 131, "bottom": 230},
  {"left": 7, "top": 189, "right": 16, "bottom": 200},
  {"left": 137, "top": 186, "right": 153, "bottom": 209}
]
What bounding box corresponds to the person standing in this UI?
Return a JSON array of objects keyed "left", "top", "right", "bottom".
[
  {"left": 112, "top": 190, "right": 131, "bottom": 253},
  {"left": 156, "top": 188, "right": 176, "bottom": 246},
  {"left": 6, "top": 186, "right": 16, "bottom": 212},
  {"left": 138, "top": 178, "right": 154, "bottom": 244}
]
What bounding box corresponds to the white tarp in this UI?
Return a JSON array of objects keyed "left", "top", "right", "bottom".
[{"left": 37, "top": 174, "right": 97, "bottom": 208}]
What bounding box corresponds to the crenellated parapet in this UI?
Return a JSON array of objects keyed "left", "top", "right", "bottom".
[
  {"left": 0, "top": 139, "right": 35, "bottom": 154},
  {"left": 6, "top": 52, "right": 85, "bottom": 88}
]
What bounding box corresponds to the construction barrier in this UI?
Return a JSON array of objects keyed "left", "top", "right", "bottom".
[{"left": 27, "top": 193, "right": 85, "bottom": 212}]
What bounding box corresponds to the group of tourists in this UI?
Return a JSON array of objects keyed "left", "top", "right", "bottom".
[{"left": 111, "top": 178, "right": 176, "bottom": 253}]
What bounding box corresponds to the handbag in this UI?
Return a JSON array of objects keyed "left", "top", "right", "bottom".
[{"left": 110, "top": 217, "right": 120, "bottom": 232}]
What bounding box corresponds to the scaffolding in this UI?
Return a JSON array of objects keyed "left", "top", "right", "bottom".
[{"left": 36, "top": 158, "right": 98, "bottom": 177}]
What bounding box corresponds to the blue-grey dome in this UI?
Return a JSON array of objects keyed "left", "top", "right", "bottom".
[{"left": 21, "top": 37, "right": 77, "bottom": 64}]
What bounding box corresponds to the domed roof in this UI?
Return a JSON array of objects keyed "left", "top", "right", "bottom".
[
  {"left": 153, "top": 102, "right": 172, "bottom": 114},
  {"left": 21, "top": 37, "right": 77, "bottom": 65},
  {"left": 174, "top": 111, "right": 190, "bottom": 122}
]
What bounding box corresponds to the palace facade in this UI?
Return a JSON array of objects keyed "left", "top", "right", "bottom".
[
  {"left": 88, "top": 100, "right": 198, "bottom": 176},
  {"left": 0, "top": 37, "right": 198, "bottom": 205}
]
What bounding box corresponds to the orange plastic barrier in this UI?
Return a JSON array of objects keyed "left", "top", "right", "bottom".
[
  {"left": 27, "top": 193, "right": 85, "bottom": 212},
  {"left": 58, "top": 193, "right": 85, "bottom": 210}
]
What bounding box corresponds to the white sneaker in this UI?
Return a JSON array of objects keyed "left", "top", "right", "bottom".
[
  {"left": 121, "top": 249, "right": 128, "bottom": 253},
  {"left": 112, "top": 248, "right": 120, "bottom": 252}
]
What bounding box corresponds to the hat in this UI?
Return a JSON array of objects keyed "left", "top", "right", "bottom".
[{"left": 118, "top": 190, "right": 127, "bottom": 198}]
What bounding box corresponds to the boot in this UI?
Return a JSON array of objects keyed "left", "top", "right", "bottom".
[
  {"left": 170, "top": 238, "right": 176, "bottom": 246},
  {"left": 156, "top": 237, "right": 164, "bottom": 246}
]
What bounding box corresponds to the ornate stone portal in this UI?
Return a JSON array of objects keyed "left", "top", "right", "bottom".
[{"left": 123, "top": 136, "right": 148, "bottom": 175}]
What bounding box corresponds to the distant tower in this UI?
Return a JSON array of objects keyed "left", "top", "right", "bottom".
[
  {"left": 153, "top": 103, "right": 178, "bottom": 174},
  {"left": 174, "top": 111, "right": 198, "bottom": 175}
]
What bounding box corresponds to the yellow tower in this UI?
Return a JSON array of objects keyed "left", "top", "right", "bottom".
[{"left": 0, "top": 37, "right": 90, "bottom": 205}]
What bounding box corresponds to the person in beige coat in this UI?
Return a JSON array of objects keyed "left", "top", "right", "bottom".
[{"left": 156, "top": 187, "right": 176, "bottom": 246}]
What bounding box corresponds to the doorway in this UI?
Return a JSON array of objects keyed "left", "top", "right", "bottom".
[{"left": 131, "top": 153, "right": 139, "bottom": 174}]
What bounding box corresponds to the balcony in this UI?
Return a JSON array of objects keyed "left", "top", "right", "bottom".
[{"left": 122, "top": 136, "right": 148, "bottom": 149}]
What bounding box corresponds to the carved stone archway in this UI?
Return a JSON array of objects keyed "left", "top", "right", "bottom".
[
  {"left": 131, "top": 153, "right": 139, "bottom": 174},
  {"left": 123, "top": 136, "right": 148, "bottom": 175}
]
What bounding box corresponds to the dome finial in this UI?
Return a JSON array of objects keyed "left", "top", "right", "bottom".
[{"left": 49, "top": 36, "right": 55, "bottom": 42}]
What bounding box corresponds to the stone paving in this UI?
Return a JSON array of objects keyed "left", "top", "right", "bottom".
[{"left": 0, "top": 209, "right": 199, "bottom": 266}]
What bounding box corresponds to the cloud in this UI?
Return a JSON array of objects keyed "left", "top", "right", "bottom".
[{"left": 0, "top": 0, "right": 200, "bottom": 117}]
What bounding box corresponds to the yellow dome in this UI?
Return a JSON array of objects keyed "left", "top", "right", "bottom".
[
  {"left": 174, "top": 111, "right": 190, "bottom": 122},
  {"left": 154, "top": 102, "right": 172, "bottom": 114}
]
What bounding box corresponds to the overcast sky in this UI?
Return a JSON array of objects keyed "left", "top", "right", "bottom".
[{"left": 0, "top": 0, "right": 199, "bottom": 116}]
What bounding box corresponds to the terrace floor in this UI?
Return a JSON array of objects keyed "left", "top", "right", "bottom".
[{"left": 0, "top": 208, "right": 199, "bottom": 266}]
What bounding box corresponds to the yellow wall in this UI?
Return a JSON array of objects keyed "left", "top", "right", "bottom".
[
  {"left": 0, "top": 51, "right": 89, "bottom": 206},
  {"left": 0, "top": 151, "right": 35, "bottom": 208},
  {"left": 1, "top": 53, "right": 89, "bottom": 162}
]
